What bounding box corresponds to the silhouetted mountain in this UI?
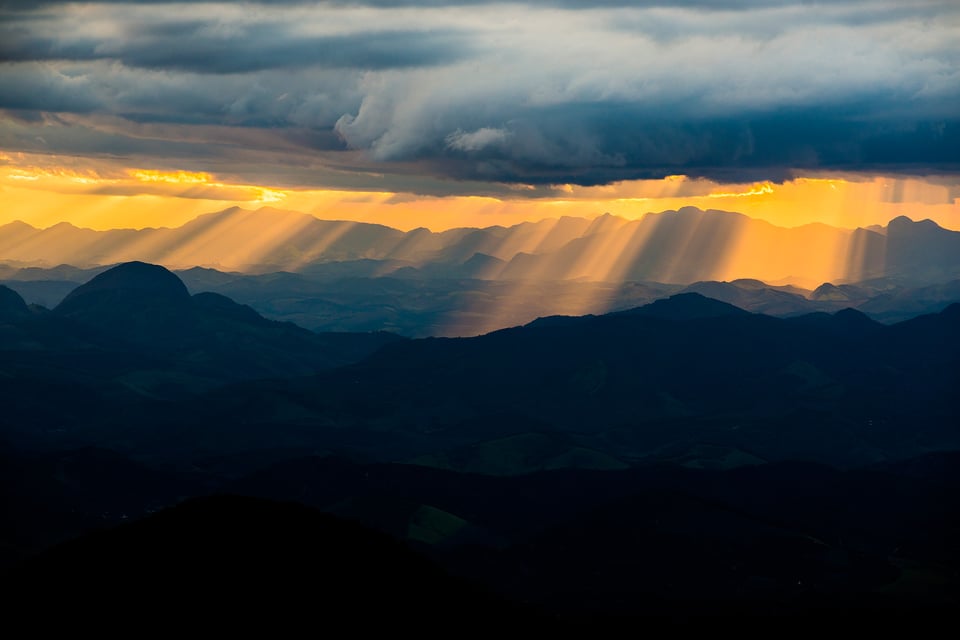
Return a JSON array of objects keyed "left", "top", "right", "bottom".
[
  {"left": 618, "top": 292, "right": 751, "bottom": 320},
  {"left": 60, "top": 260, "right": 189, "bottom": 302},
  {"left": 886, "top": 216, "right": 960, "bottom": 282},
  {"left": 0, "top": 263, "right": 404, "bottom": 446},
  {"left": 46, "top": 262, "right": 403, "bottom": 376},
  {"left": 526, "top": 292, "right": 749, "bottom": 329},
  {"left": 55, "top": 262, "right": 194, "bottom": 347}
]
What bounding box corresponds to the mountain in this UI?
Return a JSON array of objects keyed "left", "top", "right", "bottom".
[
  {"left": 4, "top": 207, "right": 960, "bottom": 289},
  {"left": 0, "top": 263, "right": 404, "bottom": 447},
  {"left": 56, "top": 261, "right": 194, "bottom": 342},
  {"left": 0, "top": 207, "right": 594, "bottom": 272},
  {"left": 49, "top": 262, "right": 402, "bottom": 376},
  {"left": 618, "top": 291, "right": 751, "bottom": 320}
]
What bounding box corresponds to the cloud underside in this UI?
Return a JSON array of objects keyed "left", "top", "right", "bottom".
[{"left": 1, "top": 1, "right": 958, "bottom": 189}]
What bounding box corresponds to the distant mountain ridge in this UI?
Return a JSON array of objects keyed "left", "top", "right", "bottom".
[{"left": 3, "top": 206, "right": 960, "bottom": 287}]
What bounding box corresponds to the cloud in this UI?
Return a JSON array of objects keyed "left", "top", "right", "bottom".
[
  {"left": 1, "top": 0, "right": 958, "bottom": 190},
  {"left": 0, "top": 16, "right": 471, "bottom": 72},
  {"left": 445, "top": 127, "right": 511, "bottom": 152}
]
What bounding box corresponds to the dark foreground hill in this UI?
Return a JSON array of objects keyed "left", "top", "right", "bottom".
[
  {"left": 6, "top": 495, "right": 534, "bottom": 629},
  {"left": 4, "top": 455, "right": 958, "bottom": 623}
]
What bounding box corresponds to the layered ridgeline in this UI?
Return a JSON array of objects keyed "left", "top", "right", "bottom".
[
  {"left": 3, "top": 206, "right": 960, "bottom": 286},
  {"left": 2, "top": 263, "right": 957, "bottom": 471},
  {"left": 8, "top": 262, "right": 960, "bottom": 338}
]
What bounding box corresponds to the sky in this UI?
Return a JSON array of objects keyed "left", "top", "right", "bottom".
[{"left": 1, "top": 0, "right": 959, "bottom": 231}]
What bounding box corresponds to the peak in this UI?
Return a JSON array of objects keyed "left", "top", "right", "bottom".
[
  {"left": 44, "top": 221, "right": 84, "bottom": 231},
  {"left": 888, "top": 215, "right": 914, "bottom": 226},
  {"left": 622, "top": 292, "right": 750, "bottom": 320},
  {"left": 811, "top": 282, "right": 855, "bottom": 302},
  {"left": 462, "top": 252, "right": 504, "bottom": 266},
  {"left": 1, "top": 220, "right": 37, "bottom": 231},
  {"left": 58, "top": 262, "right": 190, "bottom": 310},
  {"left": 729, "top": 278, "right": 768, "bottom": 290},
  {"left": 887, "top": 216, "right": 943, "bottom": 231}
]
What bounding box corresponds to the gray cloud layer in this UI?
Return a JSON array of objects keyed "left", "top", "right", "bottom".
[{"left": 1, "top": 0, "right": 958, "bottom": 190}]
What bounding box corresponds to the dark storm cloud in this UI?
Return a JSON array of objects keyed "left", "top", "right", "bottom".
[
  {"left": 0, "top": 23, "right": 470, "bottom": 72},
  {"left": 1, "top": 0, "right": 958, "bottom": 188}
]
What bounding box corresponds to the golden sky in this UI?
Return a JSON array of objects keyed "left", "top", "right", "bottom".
[{"left": 1, "top": 151, "right": 958, "bottom": 233}]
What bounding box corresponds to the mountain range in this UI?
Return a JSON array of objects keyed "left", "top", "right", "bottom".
[
  {"left": 3, "top": 206, "right": 960, "bottom": 288},
  {"left": 2, "top": 262, "right": 956, "bottom": 468},
  {"left": 4, "top": 259, "right": 960, "bottom": 340}
]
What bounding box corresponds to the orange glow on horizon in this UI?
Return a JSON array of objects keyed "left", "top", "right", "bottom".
[
  {"left": 1, "top": 153, "right": 957, "bottom": 235},
  {"left": 3, "top": 152, "right": 959, "bottom": 338}
]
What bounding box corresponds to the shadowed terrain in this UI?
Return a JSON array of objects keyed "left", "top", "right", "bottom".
[{"left": 2, "top": 260, "right": 958, "bottom": 620}]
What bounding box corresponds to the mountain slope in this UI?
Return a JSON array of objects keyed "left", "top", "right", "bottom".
[{"left": 0, "top": 285, "right": 31, "bottom": 322}]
